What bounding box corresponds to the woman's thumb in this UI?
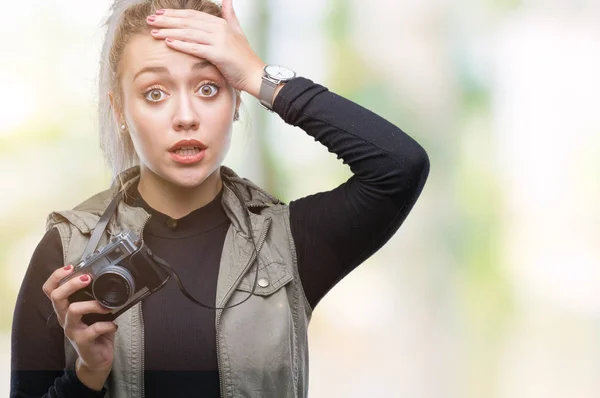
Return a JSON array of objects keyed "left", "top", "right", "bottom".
[{"left": 222, "top": 0, "right": 242, "bottom": 31}]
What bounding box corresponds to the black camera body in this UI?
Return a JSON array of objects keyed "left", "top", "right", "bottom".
[{"left": 58, "top": 230, "right": 170, "bottom": 325}]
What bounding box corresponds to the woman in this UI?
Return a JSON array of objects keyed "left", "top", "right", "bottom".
[{"left": 10, "top": 0, "right": 429, "bottom": 397}]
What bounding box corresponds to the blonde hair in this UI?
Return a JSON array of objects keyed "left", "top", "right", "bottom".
[{"left": 98, "top": 0, "right": 236, "bottom": 179}]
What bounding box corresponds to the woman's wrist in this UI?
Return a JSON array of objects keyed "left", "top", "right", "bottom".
[
  {"left": 244, "top": 62, "right": 287, "bottom": 106},
  {"left": 75, "top": 357, "right": 110, "bottom": 392},
  {"left": 244, "top": 62, "right": 266, "bottom": 99}
]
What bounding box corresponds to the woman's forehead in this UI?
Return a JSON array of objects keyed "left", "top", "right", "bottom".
[{"left": 121, "top": 34, "right": 221, "bottom": 81}]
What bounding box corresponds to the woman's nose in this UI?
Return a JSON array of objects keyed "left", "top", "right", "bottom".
[
  {"left": 174, "top": 117, "right": 199, "bottom": 131},
  {"left": 173, "top": 94, "right": 200, "bottom": 131}
]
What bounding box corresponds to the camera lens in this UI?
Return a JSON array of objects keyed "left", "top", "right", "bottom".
[{"left": 92, "top": 266, "right": 135, "bottom": 309}]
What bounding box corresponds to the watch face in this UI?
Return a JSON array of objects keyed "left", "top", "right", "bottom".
[{"left": 265, "top": 65, "right": 296, "bottom": 80}]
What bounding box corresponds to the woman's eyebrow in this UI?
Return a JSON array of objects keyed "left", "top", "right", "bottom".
[{"left": 133, "top": 60, "right": 215, "bottom": 81}]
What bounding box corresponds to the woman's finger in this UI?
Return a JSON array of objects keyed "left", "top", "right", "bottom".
[
  {"left": 48, "top": 274, "right": 95, "bottom": 323},
  {"left": 42, "top": 265, "right": 76, "bottom": 299},
  {"left": 154, "top": 8, "right": 219, "bottom": 23},
  {"left": 151, "top": 28, "right": 212, "bottom": 45},
  {"left": 221, "top": 0, "right": 243, "bottom": 33},
  {"left": 64, "top": 300, "right": 112, "bottom": 336},
  {"left": 147, "top": 13, "right": 220, "bottom": 33},
  {"left": 70, "top": 321, "right": 118, "bottom": 349},
  {"left": 164, "top": 39, "right": 213, "bottom": 60}
]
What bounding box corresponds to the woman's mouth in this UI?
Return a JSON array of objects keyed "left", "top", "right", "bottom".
[
  {"left": 170, "top": 146, "right": 206, "bottom": 165},
  {"left": 174, "top": 147, "right": 201, "bottom": 156}
]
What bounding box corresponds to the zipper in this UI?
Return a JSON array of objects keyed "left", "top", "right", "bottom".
[
  {"left": 216, "top": 216, "right": 272, "bottom": 398},
  {"left": 248, "top": 202, "right": 272, "bottom": 209},
  {"left": 139, "top": 303, "right": 146, "bottom": 398},
  {"left": 137, "top": 212, "right": 151, "bottom": 398}
]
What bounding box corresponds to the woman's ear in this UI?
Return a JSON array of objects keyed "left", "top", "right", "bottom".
[
  {"left": 108, "top": 91, "right": 124, "bottom": 126},
  {"left": 234, "top": 90, "right": 242, "bottom": 121}
]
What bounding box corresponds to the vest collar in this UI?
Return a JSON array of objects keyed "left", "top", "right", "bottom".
[{"left": 60, "top": 165, "right": 282, "bottom": 239}]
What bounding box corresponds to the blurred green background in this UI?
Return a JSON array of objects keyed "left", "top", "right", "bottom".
[{"left": 2, "top": 0, "right": 600, "bottom": 397}]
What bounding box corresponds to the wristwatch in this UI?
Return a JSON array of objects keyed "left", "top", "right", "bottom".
[{"left": 258, "top": 64, "right": 296, "bottom": 111}]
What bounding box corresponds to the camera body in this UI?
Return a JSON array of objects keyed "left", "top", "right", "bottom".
[{"left": 58, "top": 230, "right": 170, "bottom": 325}]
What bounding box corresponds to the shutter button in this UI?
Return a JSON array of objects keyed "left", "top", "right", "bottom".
[
  {"left": 166, "top": 217, "right": 178, "bottom": 230},
  {"left": 257, "top": 278, "right": 270, "bottom": 288}
]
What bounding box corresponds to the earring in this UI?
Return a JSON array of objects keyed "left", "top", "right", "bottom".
[{"left": 120, "top": 124, "right": 126, "bottom": 132}]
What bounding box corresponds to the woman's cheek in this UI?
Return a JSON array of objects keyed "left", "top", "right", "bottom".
[{"left": 128, "top": 125, "right": 156, "bottom": 165}]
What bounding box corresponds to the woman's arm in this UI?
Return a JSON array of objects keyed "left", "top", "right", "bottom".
[
  {"left": 272, "top": 77, "right": 430, "bottom": 309},
  {"left": 11, "top": 228, "right": 107, "bottom": 398}
]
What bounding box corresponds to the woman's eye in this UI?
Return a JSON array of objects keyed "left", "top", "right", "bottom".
[
  {"left": 198, "top": 83, "right": 218, "bottom": 97},
  {"left": 143, "top": 83, "right": 218, "bottom": 102},
  {"left": 145, "top": 89, "right": 166, "bottom": 102}
]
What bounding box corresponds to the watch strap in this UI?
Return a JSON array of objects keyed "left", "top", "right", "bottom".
[{"left": 259, "top": 75, "right": 279, "bottom": 111}]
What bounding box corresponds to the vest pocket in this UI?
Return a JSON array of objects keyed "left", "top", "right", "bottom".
[{"left": 236, "top": 260, "right": 293, "bottom": 296}]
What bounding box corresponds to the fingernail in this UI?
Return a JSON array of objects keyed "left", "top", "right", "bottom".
[
  {"left": 80, "top": 275, "right": 90, "bottom": 282},
  {"left": 63, "top": 265, "right": 72, "bottom": 271},
  {"left": 151, "top": 29, "right": 159, "bottom": 34},
  {"left": 147, "top": 15, "right": 156, "bottom": 22},
  {"left": 155, "top": 9, "right": 165, "bottom": 15},
  {"left": 166, "top": 38, "right": 173, "bottom": 43}
]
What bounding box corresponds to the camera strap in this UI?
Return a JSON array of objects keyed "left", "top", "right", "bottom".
[
  {"left": 45, "top": 191, "right": 123, "bottom": 328},
  {"left": 81, "top": 191, "right": 122, "bottom": 261},
  {"left": 78, "top": 181, "right": 262, "bottom": 311}
]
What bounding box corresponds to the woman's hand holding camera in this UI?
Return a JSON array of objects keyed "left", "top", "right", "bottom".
[
  {"left": 146, "top": 0, "right": 266, "bottom": 98},
  {"left": 42, "top": 264, "right": 118, "bottom": 391}
]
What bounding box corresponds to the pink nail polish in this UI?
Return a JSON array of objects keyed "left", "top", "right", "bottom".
[
  {"left": 63, "top": 265, "right": 72, "bottom": 271},
  {"left": 155, "top": 9, "right": 165, "bottom": 15},
  {"left": 147, "top": 15, "right": 156, "bottom": 22},
  {"left": 80, "top": 275, "right": 90, "bottom": 282}
]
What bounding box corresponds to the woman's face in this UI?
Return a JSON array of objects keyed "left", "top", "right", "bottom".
[{"left": 112, "top": 33, "right": 239, "bottom": 188}]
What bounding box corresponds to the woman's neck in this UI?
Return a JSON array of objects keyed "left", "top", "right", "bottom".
[{"left": 136, "top": 166, "right": 223, "bottom": 219}]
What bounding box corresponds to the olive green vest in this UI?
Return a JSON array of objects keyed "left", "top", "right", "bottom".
[{"left": 46, "top": 165, "right": 312, "bottom": 397}]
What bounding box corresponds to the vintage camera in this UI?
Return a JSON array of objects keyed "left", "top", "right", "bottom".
[{"left": 58, "top": 230, "right": 170, "bottom": 325}]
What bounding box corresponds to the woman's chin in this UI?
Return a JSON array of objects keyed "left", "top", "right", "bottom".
[
  {"left": 168, "top": 173, "right": 208, "bottom": 189},
  {"left": 165, "top": 165, "right": 216, "bottom": 189},
  {"left": 143, "top": 160, "right": 217, "bottom": 190}
]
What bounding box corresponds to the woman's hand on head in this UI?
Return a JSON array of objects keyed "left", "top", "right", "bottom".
[{"left": 147, "top": 0, "right": 266, "bottom": 98}]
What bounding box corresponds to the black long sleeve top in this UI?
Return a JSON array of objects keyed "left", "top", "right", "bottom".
[{"left": 10, "top": 76, "right": 430, "bottom": 397}]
